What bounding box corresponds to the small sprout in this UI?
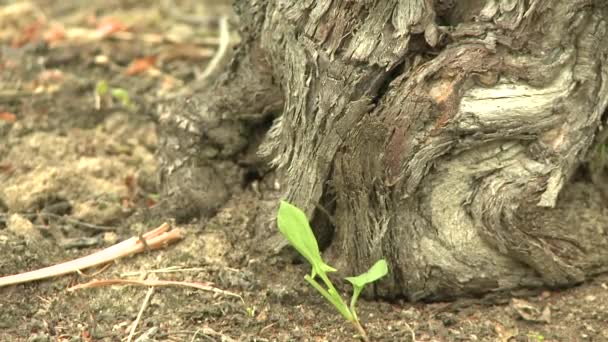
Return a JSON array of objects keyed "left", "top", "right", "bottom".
[
  {"left": 94, "top": 80, "right": 136, "bottom": 111},
  {"left": 110, "top": 88, "right": 134, "bottom": 109},
  {"left": 277, "top": 200, "right": 388, "bottom": 341},
  {"left": 246, "top": 306, "right": 256, "bottom": 318},
  {"left": 95, "top": 80, "right": 109, "bottom": 96},
  {"left": 345, "top": 259, "right": 388, "bottom": 321},
  {"left": 528, "top": 332, "right": 545, "bottom": 341}
]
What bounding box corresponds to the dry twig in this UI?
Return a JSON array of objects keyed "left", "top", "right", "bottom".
[
  {"left": 198, "top": 16, "right": 230, "bottom": 81},
  {"left": 0, "top": 223, "right": 181, "bottom": 288},
  {"left": 67, "top": 278, "right": 242, "bottom": 301},
  {"left": 127, "top": 275, "right": 156, "bottom": 342}
]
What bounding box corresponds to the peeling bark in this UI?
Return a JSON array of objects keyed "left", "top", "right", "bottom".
[{"left": 157, "top": 0, "right": 608, "bottom": 300}]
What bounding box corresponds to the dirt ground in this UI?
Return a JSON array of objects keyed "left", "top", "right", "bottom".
[{"left": 1, "top": 1, "right": 607, "bottom": 341}]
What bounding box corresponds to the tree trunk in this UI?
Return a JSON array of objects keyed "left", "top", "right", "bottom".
[{"left": 157, "top": 0, "right": 608, "bottom": 300}]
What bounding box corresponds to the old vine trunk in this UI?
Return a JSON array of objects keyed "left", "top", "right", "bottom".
[{"left": 157, "top": 0, "right": 608, "bottom": 300}]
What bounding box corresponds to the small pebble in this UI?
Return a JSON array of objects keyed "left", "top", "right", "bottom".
[{"left": 585, "top": 295, "right": 597, "bottom": 302}]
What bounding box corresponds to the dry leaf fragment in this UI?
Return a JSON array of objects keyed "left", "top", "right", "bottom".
[
  {"left": 126, "top": 56, "right": 157, "bottom": 75},
  {"left": 0, "top": 111, "right": 17, "bottom": 122},
  {"left": 43, "top": 25, "right": 66, "bottom": 43},
  {"left": 94, "top": 18, "right": 127, "bottom": 38}
]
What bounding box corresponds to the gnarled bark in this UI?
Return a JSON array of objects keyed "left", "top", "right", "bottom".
[{"left": 157, "top": 0, "right": 608, "bottom": 300}]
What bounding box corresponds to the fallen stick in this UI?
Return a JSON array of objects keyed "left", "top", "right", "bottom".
[
  {"left": 68, "top": 278, "right": 242, "bottom": 301},
  {"left": 127, "top": 281, "right": 155, "bottom": 342},
  {"left": 0, "top": 223, "right": 182, "bottom": 288},
  {"left": 51, "top": 27, "right": 222, "bottom": 46}
]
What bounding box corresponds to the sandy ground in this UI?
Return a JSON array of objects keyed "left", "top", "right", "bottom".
[{"left": 1, "top": 1, "right": 607, "bottom": 341}]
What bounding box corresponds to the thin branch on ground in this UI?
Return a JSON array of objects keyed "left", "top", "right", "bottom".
[
  {"left": 121, "top": 266, "right": 207, "bottom": 277},
  {"left": 134, "top": 327, "right": 160, "bottom": 342},
  {"left": 404, "top": 322, "right": 417, "bottom": 342},
  {"left": 68, "top": 278, "right": 242, "bottom": 301},
  {"left": 127, "top": 273, "right": 156, "bottom": 342},
  {"left": 76, "top": 262, "right": 113, "bottom": 278},
  {"left": 0, "top": 223, "right": 181, "bottom": 288},
  {"left": 198, "top": 16, "right": 230, "bottom": 81},
  {"left": 190, "top": 326, "right": 236, "bottom": 342}
]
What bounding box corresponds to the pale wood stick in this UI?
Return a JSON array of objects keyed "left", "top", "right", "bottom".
[
  {"left": 68, "top": 278, "right": 242, "bottom": 301},
  {"left": 0, "top": 223, "right": 182, "bottom": 288}
]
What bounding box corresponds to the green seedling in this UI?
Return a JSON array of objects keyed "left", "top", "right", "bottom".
[
  {"left": 95, "top": 80, "right": 109, "bottom": 96},
  {"left": 95, "top": 80, "right": 136, "bottom": 111},
  {"left": 528, "top": 332, "right": 545, "bottom": 342},
  {"left": 277, "top": 200, "right": 388, "bottom": 340},
  {"left": 245, "top": 306, "right": 256, "bottom": 318}
]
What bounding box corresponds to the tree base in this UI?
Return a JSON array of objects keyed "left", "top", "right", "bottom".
[{"left": 156, "top": 0, "right": 608, "bottom": 300}]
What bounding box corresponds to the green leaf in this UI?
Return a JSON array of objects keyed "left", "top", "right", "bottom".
[
  {"left": 95, "top": 80, "right": 109, "bottom": 95},
  {"left": 110, "top": 88, "right": 132, "bottom": 107},
  {"left": 345, "top": 259, "right": 388, "bottom": 289},
  {"left": 345, "top": 259, "right": 388, "bottom": 321},
  {"left": 276, "top": 201, "right": 336, "bottom": 276}
]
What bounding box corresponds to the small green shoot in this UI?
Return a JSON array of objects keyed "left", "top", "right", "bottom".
[
  {"left": 94, "top": 80, "right": 136, "bottom": 111},
  {"left": 95, "top": 80, "right": 109, "bottom": 96},
  {"left": 245, "top": 306, "right": 256, "bottom": 318},
  {"left": 345, "top": 259, "right": 388, "bottom": 322},
  {"left": 527, "top": 332, "right": 545, "bottom": 342},
  {"left": 277, "top": 200, "right": 388, "bottom": 340},
  {"left": 110, "top": 88, "right": 134, "bottom": 109}
]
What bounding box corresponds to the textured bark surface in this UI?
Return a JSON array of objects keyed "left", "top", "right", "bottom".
[{"left": 157, "top": 0, "right": 608, "bottom": 300}]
